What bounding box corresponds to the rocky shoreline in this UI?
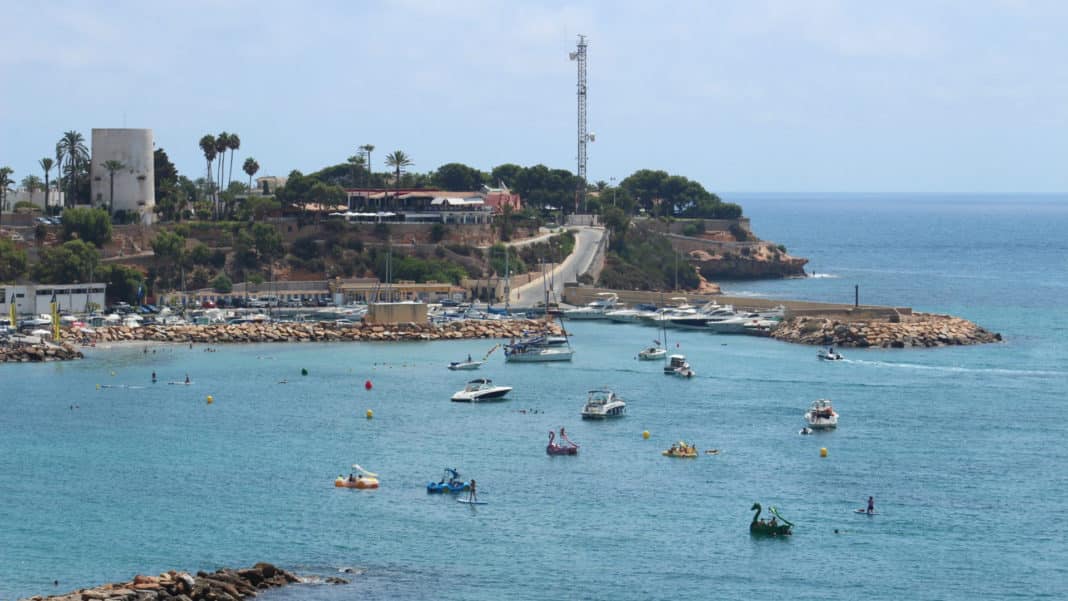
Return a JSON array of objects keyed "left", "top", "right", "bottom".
[
  {"left": 19, "top": 562, "right": 342, "bottom": 601},
  {"left": 771, "top": 312, "right": 1001, "bottom": 348},
  {"left": 0, "top": 341, "right": 84, "bottom": 363},
  {"left": 67, "top": 318, "right": 563, "bottom": 345}
]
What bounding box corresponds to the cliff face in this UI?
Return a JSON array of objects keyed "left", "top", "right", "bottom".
[{"left": 689, "top": 244, "right": 808, "bottom": 280}]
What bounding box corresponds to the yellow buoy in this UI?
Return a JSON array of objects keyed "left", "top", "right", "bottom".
[
  {"left": 206, "top": 395, "right": 214, "bottom": 404},
  {"left": 96, "top": 384, "right": 101, "bottom": 390},
  {"left": 642, "top": 430, "right": 650, "bottom": 440},
  {"left": 820, "top": 447, "right": 828, "bottom": 458},
  {"left": 366, "top": 409, "right": 374, "bottom": 419}
]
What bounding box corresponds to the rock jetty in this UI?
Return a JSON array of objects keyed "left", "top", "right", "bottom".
[
  {"left": 0, "top": 341, "right": 84, "bottom": 363},
  {"left": 64, "top": 319, "right": 563, "bottom": 345},
  {"left": 772, "top": 312, "right": 1001, "bottom": 348},
  {"left": 18, "top": 562, "right": 340, "bottom": 601}
]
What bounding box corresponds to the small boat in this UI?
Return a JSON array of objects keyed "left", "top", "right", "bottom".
[
  {"left": 451, "top": 378, "right": 512, "bottom": 402},
  {"left": 335, "top": 464, "right": 379, "bottom": 489},
  {"left": 581, "top": 388, "right": 626, "bottom": 419},
  {"left": 427, "top": 468, "right": 470, "bottom": 493},
  {"left": 448, "top": 344, "right": 500, "bottom": 370},
  {"left": 546, "top": 427, "right": 579, "bottom": 455},
  {"left": 804, "top": 398, "right": 838, "bottom": 429},
  {"left": 664, "top": 354, "right": 695, "bottom": 378},
  {"left": 750, "top": 503, "right": 793, "bottom": 536},
  {"left": 504, "top": 344, "right": 574, "bottom": 362},
  {"left": 638, "top": 340, "right": 667, "bottom": 361},
  {"left": 662, "top": 441, "right": 698, "bottom": 458},
  {"left": 818, "top": 348, "right": 844, "bottom": 361}
]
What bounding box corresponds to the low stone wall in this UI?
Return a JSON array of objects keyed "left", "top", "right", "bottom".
[
  {"left": 0, "top": 341, "right": 83, "bottom": 363},
  {"left": 771, "top": 312, "right": 1001, "bottom": 348},
  {"left": 68, "top": 319, "right": 562, "bottom": 345},
  {"left": 19, "top": 562, "right": 336, "bottom": 601}
]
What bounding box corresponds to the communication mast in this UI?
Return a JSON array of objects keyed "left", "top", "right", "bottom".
[{"left": 569, "top": 35, "right": 591, "bottom": 213}]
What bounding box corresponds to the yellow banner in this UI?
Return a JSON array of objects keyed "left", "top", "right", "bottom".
[
  {"left": 8, "top": 301, "right": 15, "bottom": 328},
  {"left": 51, "top": 301, "right": 60, "bottom": 341}
]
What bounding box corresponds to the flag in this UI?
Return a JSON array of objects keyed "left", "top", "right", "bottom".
[
  {"left": 8, "top": 300, "right": 15, "bottom": 328},
  {"left": 51, "top": 290, "right": 60, "bottom": 341}
]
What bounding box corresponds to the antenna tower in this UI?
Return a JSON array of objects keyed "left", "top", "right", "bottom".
[{"left": 570, "top": 35, "right": 589, "bottom": 213}]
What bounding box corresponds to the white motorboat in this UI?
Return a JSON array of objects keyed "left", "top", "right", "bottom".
[
  {"left": 804, "top": 398, "right": 838, "bottom": 429},
  {"left": 563, "top": 293, "right": 619, "bottom": 320},
  {"left": 450, "top": 378, "right": 512, "bottom": 402},
  {"left": 664, "top": 354, "right": 695, "bottom": 378},
  {"left": 581, "top": 388, "right": 627, "bottom": 419},
  {"left": 447, "top": 360, "right": 483, "bottom": 371},
  {"left": 638, "top": 343, "right": 667, "bottom": 360},
  {"left": 605, "top": 304, "right": 659, "bottom": 324},
  {"left": 818, "top": 348, "right": 844, "bottom": 361}
]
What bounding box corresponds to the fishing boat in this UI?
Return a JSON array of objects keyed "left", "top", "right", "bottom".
[
  {"left": 662, "top": 441, "right": 698, "bottom": 457},
  {"left": 664, "top": 354, "right": 695, "bottom": 378},
  {"left": 335, "top": 464, "right": 379, "bottom": 489},
  {"left": 804, "top": 398, "right": 838, "bottom": 429},
  {"left": 580, "top": 388, "right": 626, "bottom": 419},
  {"left": 450, "top": 378, "right": 512, "bottom": 402},
  {"left": 750, "top": 503, "right": 793, "bottom": 536},
  {"left": 447, "top": 344, "right": 500, "bottom": 370},
  {"left": 426, "top": 468, "right": 470, "bottom": 493},
  {"left": 546, "top": 427, "right": 579, "bottom": 455}
]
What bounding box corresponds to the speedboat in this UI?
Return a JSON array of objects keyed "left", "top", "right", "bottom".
[
  {"left": 664, "top": 354, "right": 695, "bottom": 378},
  {"left": 662, "top": 441, "right": 698, "bottom": 458},
  {"left": 427, "top": 468, "right": 470, "bottom": 493},
  {"left": 818, "top": 348, "right": 844, "bottom": 361},
  {"left": 546, "top": 427, "right": 579, "bottom": 455},
  {"left": 451, "top": 378, "right": 512, "bottom": 402},
  {"left": 581, "top": 388, "right": 627, "bottom": 419},
  {"left": 447, "top": 359, "right": 483, "bottom": 371},
  {"left": 605, "top": 304, "right": 658, "bottom": 324},
  {"left": 563, "top": 293, "right": 619, "bottom": 320},
  {"left": 638, "top": 342, "right": 667, "bottom": 360},
  {"left": 804, "top": 398, "right": 838, "bottom": 429}
]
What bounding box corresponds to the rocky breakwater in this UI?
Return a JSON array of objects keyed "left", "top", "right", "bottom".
[
  {"left": 69, "top": 319, "right": 563, "bottom": 345},
  {"left": 0, "top": 340, "right": 84, "bottom": 363},
  {"left": 772, "top": 312, "right": 1001, "bottom": 348},
  {"left": 19, "top": 562, "right": 346, "bottom": 601}
]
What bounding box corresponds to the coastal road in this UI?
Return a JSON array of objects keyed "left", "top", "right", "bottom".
[{"left": 509, "top": 226, "right": 605, "bottom": 308}]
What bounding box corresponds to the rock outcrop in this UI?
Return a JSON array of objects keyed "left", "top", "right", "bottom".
[
  {"left": 771, "top": 312, "right": 1001, "bottom": 348},
  {"left": 19, "top": 562, "right": 336, "bottom": 601},
  {"left": 690, "top": 244, "right": 808, "bottom": 280},
  {"left": 0, "top": 341, "right": 84, "bottom": 363}
]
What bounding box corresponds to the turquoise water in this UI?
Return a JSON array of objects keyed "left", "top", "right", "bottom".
[{"left": 3, "top": 194, "right": 1067, "bottom": 600}]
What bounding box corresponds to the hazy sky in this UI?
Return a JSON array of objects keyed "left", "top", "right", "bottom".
[{"left": 2, "top": 1, "right": 1067, "bottom": 194}]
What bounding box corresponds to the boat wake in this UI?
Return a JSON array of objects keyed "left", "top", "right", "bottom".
[
  {"left": 848, "top": 359, "right": 1066, "bottom": 378},
  {"left": 807, "top": 272, "right": 839, "bottom": 279}
]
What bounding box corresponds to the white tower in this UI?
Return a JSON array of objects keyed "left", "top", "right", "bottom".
[
  {"left": 90, "top": 128, "right": 155, "bottom": 223},
  {"left": 569, "top": 35, "right": 590, "bottom": 213}
]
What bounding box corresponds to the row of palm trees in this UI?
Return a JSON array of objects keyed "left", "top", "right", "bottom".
[{"left": 347, "top": 144, "right": 414, "bottom": 191}]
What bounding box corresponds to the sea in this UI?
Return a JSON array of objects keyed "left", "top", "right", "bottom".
[{"left": 1, "top": 193, "right": 1066, "bottom": 601}]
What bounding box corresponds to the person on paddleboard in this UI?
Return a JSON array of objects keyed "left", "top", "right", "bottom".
[
  {"left": 469, "top": 478, "right": 477, "bottom": 502},
  {"left": 867, "top": 496, "right": 874, "bottom": 514}
]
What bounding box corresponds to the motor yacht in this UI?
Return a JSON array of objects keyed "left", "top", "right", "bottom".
[
  {"left": 605, "top": 304, "right": 659, "bottom": 324},
  {"left": 664, "top": 354, "right": 695, "bottom": 378},
  {"left": 450, "top": 378, "right": 513, "bottom": 402},
  {"left": 563, "top": 293, "right": 619, "bottom": 320},
  {"left": 580, "top": 388, "right": 627, "bottom": 419}
]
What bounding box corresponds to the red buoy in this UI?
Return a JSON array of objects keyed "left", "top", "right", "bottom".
[{"left": 364, "top": 380, "right": 373, "bottom": 390}]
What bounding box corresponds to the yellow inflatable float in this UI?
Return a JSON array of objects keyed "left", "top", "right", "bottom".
[{"left": 662, "top": 441, "right": 698, "bottom": 458}]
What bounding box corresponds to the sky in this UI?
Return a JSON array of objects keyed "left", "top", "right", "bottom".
[{"left": 2, "top": 0, "right": 1067, "bottom": 194}]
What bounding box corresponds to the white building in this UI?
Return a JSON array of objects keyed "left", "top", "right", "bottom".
[
  {"left": 1, "top": 283, "right": 107, "bottom": 316},
  {"left": 9, "top": 187, "right": 65, "bottom": 212},
  {"left": 90, "top": 128, "right": 155, "bottom": 223}
]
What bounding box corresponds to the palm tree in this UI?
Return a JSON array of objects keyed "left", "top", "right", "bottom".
[
  {"left": 102, "top": 160, "right": 126, "bottom": 214},
  {"left": 39, "top": 158, "right": 54, "bottom": 211},
  {"left": 226, "top": 133, "right": 240, "bottom": 188},
  {"left": 0, "top": 167, "right": 13, "bottom": 227},
  {"left": 360, "top": 144, "right": 375, "bottom": 186},
  {"left": 198, "top": 134, "right": 217, "bottom": 215},
  {"left": 385, "top": 150, "right": 413, "bottom": 205},
  {"left": 347, "top": 154, "right": 366, "bottom": 187},
  {"left": 215, "top": 132, "right": 230, "bottom": 217},
  {"left": 57, "top": 131, "right": 88, "bottom": 207},
  {"left": 242, "top": 157, "right": 260, "bottom": 193}
]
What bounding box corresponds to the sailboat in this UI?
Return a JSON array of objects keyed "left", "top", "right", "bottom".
[{"left": 638, "top": 294, "right": 669, "bottom": 360}]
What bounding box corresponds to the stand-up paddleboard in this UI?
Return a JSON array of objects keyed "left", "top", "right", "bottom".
[
  {"left": 457, "top": 498, "right": 487, "bottom": 505},
  {"left": 854, "top": 509, "right": 877, "bottom": 515},
  {"left": 168, "top": 381, "right": 192, "bottom": 385}
]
